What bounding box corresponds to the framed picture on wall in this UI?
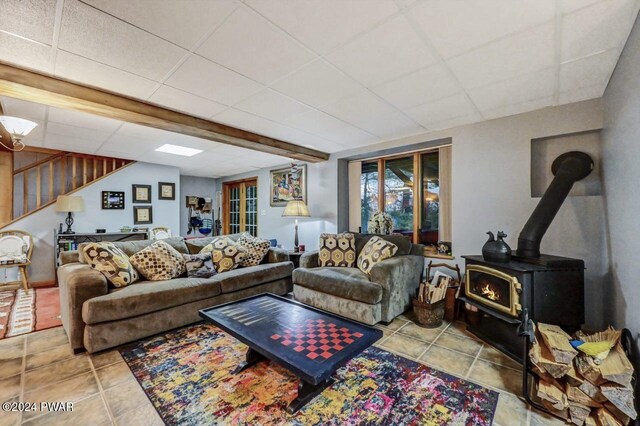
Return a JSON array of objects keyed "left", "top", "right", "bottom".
[
  {"left": 132, "top": 184, "right": 151, "bottom": 203},
  {"left": 270, "top": 164, "right": 306, "bottom": 206},
  {"left": 102, "top": 191, "right": 125, "bottom": 209},
  {"left": 133, "top": 206, "right": 153, "bottom": 224},
  {"left": 158, "top": 182, "right": 176, "bottom": 200}
]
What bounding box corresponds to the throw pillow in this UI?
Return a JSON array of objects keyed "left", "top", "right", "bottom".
[
  {"left": 82, "top": 242, "right": 139, "bottom": 288},
  {"left": 183, "top": 253, "right": 216, "bottom": 279},
  {"left": 318, "top": 232, "right": 356, "bottom": 267},
  {"left": 129, "top": 240, "right": 186, "bottom": 281},
  {"left": 357, "top": 236, "right": 398, "bottom": 274},
  {"left": 237, "top": 233, "right": 270, "bottom": 267},
  {"left": 200, "top": 237, "right": 246, "bottom": 273}
]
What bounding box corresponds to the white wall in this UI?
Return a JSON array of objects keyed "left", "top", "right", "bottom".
[
  {"left": 602, "top": 15, "right": 640, "bottom": 357},
  {"left": 179, "top": 175, "right": 217, "bottom": 237},
  {"left": 1, "top": 162, "right": 181, "bottom": 283}
]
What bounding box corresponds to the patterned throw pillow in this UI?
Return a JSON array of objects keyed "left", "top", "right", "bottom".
[
  {"left": 82, "top": 243, "right": 139, "bottom": 288},
  {"left": 200, "top": 237, "right": 246, "bottom": 273},
  {"left": 182, "top": 253, "right": 216, "bottom": 279},
  {"left": 237, "top": 233, "right": 270, "bottom": 267},
  {"left": 357, "top": 236, "right": 398, "bottom": 274},
  {"left": 318, "top": 232, "right": 356, "bottom": 267},
  {"left": 129, "top": 240, "right": 186, "bottom": 281}
]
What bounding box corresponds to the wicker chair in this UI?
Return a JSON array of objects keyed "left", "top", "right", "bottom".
[{"left": 0, "top": 230, "right": 33, "bottom": 293}]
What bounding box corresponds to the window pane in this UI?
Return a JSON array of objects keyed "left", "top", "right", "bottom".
[
  {"left": 384, "top": 156, "right": 414, "bottom": 239},
  {"left": 360, "top": 162, "right": 378, "bottom": 233},
  {"left": 420, "top": 151, "right": 440, "bottom": 247}
]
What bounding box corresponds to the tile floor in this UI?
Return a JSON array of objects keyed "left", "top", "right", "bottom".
[{"left": 0, "top": 317, "right": 565, "bottom": 425}]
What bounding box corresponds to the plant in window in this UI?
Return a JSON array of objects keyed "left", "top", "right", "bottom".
[{"left": 368, "top": 211, "right": 393, "bottom": 235}]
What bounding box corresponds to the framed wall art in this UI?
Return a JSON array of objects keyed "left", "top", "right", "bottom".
[
  {"left": 133, "top": 206, "right": 153, "bottom": 225},
  {"left": 132, "top": 184, "right": 151, "bottom": 203},
  {"left": 158, "top": 182, "right": 176, "bottom": 200},
  {"left": 101, "top": 191, "right": 125, "bottom": 209},
  {"left": 270, "top": 164, "right": 306, "bottom": 207}
]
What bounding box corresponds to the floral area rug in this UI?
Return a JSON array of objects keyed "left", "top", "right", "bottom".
[
  {"left": 0, "top": 287, "right": 62, "bottom": 339},
  {"left": 120, "top": 323, "right": 499, "bottom": 425}
]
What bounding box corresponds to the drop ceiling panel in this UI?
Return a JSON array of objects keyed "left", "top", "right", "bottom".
[
  {"left": 47, "top": 107, "right": 122, "bottom": 133},
  {"left": 148, "top": 85, "right": 227, "bottom": 119},
  {"left": 1, "top": 97, "right": 49, "bottom": 122},
  {"left": 43, "top": 132, "right": 103, "bottom": 154},
  {"left": 0, "top": 0, "right": 57, "bottom": 45},
  {"left": 235, "top": 89, "right": 311, "bottom": 122},
  {"left": 284, "top": 110, "right": 350, "bottom": 135},
  {"left": 319, "top": 125, "right": 380, "bottom": 147},
  {"left": 59, "top": 0, "right": 186, "bottom": 81},
  {"left": 0, "top": 32, "right": 51, "bottom": 73},
  {"left": 98, "top": 135, "right": 160, "bottom": 156},
  {"left": 407, "top": 93, "right": 479, "bottom": 128},
  {"left": 46, "top": 121, "right": 113, "bottom": 143},
  {"left": 165, "top": 55, "right": 263, "bottom": 105},
  {"left": 559, "top": 49, "right": 621, "bottom": 93},
  {"left": 326, "top": 15, "right": 438, "bottom": 87},
  {"left": 196, "top": 7, "right": 316, "bottom": 85},
  {"left": 481, "top": 96, "right": 554, "bottom": 121},
  {"left": 83, "top": 0, "right": 238, "bottom": 49}
]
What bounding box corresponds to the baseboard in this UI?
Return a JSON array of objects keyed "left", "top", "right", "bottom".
[{"left": 30, "top": 280, "right": 56, "bottom": 288}]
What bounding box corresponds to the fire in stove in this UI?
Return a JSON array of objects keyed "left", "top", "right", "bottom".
[{"left": 481, "top": 282, "right": 500, "bottom": 302}]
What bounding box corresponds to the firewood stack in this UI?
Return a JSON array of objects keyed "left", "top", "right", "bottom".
[{"left": 530, "top": 323, "right": 636, "bottom": 425}]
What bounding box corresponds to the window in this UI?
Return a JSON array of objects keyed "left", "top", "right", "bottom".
[
  {"left": 223, "top": 178, "right": 258, "bottom": 236},
  {"left": 384, "top": 156, "right": 414, "bottom": 239},
  {"left": 360, "top": 162, "right": 378, "bottom": 233}
]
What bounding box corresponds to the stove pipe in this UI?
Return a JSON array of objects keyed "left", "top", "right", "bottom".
[{"left": 516, "top": 151, "right": 594, "bottom": 258}]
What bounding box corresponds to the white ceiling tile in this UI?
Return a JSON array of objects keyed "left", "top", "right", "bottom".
[
  {"left": 59, "top": 0, "right": 186, "bottom": 81},
  {"left": 46, "top": 121, "right": 113, "bottom": 142},
  {"left": 559, "top": 0, "right": 605, "bottom": 14},
  {"left": 371, "top": 63, "right": 462, "bottom": 110},
  {"left": 83, "top": 0, "right": 238, "bottom": 49},
  {"left": 410, "top": 0, "right": 555, "bottom": 59},
  {"left": 165, "top": 55, "right": 263, "bottom": 105},
  {"left": 0, "top": 0, "right": 57, "bottom": 45},
  {"left": 427, "top": 112, "right": 484, "bottom": 132},
  {"left": 447, "top": 23, "right": 555, "bottom": 90},
  {"left": 148, "top": 85, "right": 227, "bottom": 119},
  {"left": 22, "top": 120, "right": 45, "bottom": 143},
  {"left": 99, "top": 134, "right": 160, "bottom": 156},
  {"left": 321, "top": 91, "right": 424, "bottom": 139},
  {"left": 481, "top": 96, "right": 555, "bottom": 120},
  {"left": 54, "top": 51, "right": 158, "bottom": 99},
  {"left": 284, "top": 109, "right": 349, "bottom": 134},
  {"left": 116, "top": 123, "right": 173, "bottom": 141},
  {"left": 559, "top": 49, "right": 621, "bottom": 93},
  {"left": 407, "top": 93, "right": 479, "bottom": 128},
  {"left": 47, "top": 107, "right": 122, "bottom": 132},
  {"left": 326, "top": 15, "right": 438, "bottom": 87},
  {"left": 468, "top": 68, "right": 556, "bottom": 113},
  {"left": 245, "top": 0, "right": 398, "bottom": 54},
  {"left": 235, "top": 89, "right": 311, "bottom": 122},
  {"left": 319, "top": 125, "right": 380, "bottom": 148},
  {"left": 0, "top": 32, "right": 52, "bottom": 73},
  {"left": 558, "top": 85, "right": 605, "bottom": 105},
  {"left": 196, "top": 7, "right": 316, "bottom": 85},
  {"left": 271, "top": 60, "right": 362, "bottom": 109},
  {"left": 94, "top": 148, "right": 137, "bottom": 161},
  {"left": 1, "top": 97, "right": 48, "bottom": 122},
  {"left": 43, "top": 132, "right": 103, "bottom": 154},
  {"left": 561, "top": 0, "right": 639, "bottom": 62}
]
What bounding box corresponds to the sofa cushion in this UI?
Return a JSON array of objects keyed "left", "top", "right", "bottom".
[
  {"left": 237, "top": 233, "right": 270, "bottom": 267},
  {"left": 293, "top": 267, "right": 383, "bottom": 305},
  {"left": 355, "top": 233, "right": 411, "bottom": 256},
  {"left": 183, "top": 253, "right": 216, "bottom": 278},
  {"left": 200, "top": 237, "right": 246, "bottom": 273},
  {"left": 82, "top": 243, "right": 139, "bottom": 288},
  {"left": 129, "top": 241, "right": 186, "bottom": 281},
  {"left": 185, "top": 233, "right": 243, "bottom": 254},
  {"left": 318, "top": 232, "right": 356, "bottom": 267},
  {"left": 216, "top": 262, "right": 294, "bottom": 294},
  {"left": 357, "top": 236, "right": 398, "bottom": 274},
  {"left": 77, "top": 237, "right": 189, "bottom": 264},
  {"left": 82, "top": 277, "right": 221, "bottom": 324}
]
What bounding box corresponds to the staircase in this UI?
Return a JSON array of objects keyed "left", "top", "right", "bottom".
[{"left": 2, "top": 148, "right": 133, "bottom": 228}]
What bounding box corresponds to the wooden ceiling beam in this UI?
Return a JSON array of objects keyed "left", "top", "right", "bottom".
[{"left": 0, "top": 62, "right": 329, "bottom": 163}]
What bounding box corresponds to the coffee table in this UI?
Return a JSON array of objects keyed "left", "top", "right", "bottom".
[{"left": 199, "top": 293, "right": 382, "bottom": 414}]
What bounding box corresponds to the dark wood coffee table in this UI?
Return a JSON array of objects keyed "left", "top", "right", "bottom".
[{"left": 199, "top": 293, "right": 382, "bottom": 414}]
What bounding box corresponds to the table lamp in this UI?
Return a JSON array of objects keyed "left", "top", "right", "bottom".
[
  {"left": 282, "top": 200, "right": 310, "bottom": 252},
  {"left": 56, "top": 195, "right": 84, "bottom": 234}
]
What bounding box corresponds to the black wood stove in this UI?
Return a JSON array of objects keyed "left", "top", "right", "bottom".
[{"left": 461, "top": 151, "right": 593, "bottom": 362}]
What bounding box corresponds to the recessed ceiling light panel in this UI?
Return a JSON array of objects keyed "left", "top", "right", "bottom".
[{"left": 155, "top": 144, "right": 203, "bottom": 157}]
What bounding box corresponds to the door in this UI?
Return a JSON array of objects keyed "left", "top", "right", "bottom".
[{"left": 223, "top": 178, "right": 258, "bottom": 236}]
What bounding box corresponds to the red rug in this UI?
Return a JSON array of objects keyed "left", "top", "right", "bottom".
[{"left": 0, "top": 287, "right": 62, "bottom": 339}]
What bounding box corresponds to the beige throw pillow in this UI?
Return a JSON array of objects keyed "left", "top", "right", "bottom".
[
  {"left": 200, "top": 237, "right": 246, "bottom": 273},
  {"left": 237, "top": 233, "right": 270, "bottom": 267},
  {"left": 83, "top": 242, "right": 139, "bottom": 288},
  {"left": 129, "top": 240, "right": 186, "bottom": 281},
  {"left": 318, "top": 233, "right": 356, "bottom": 267},
  {"left": 357, "top": 236, "right": 398, "bottom": 274}
]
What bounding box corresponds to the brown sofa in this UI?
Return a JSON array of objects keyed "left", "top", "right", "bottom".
[{"left": 57, "top": 235, "right": 293, "bottom": 353}]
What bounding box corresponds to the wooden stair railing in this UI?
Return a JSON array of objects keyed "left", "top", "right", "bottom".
[{"left": 3, "top": 151, "right": 133, "bottom": 228}]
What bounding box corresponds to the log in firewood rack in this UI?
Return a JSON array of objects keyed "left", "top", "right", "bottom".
[{"left": 517, "top": 309, "right": 637, "bottom": 423}]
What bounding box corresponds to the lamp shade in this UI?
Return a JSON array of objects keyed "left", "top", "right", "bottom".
[
  {"left": 282, "top": 200, "right": 310, "bottom": 218},
  {"left": 0, "top": 116, "right": 38, "bottom": 137},
  {"left": 56, "top": 195, "right": 84, "bottom": 212}
]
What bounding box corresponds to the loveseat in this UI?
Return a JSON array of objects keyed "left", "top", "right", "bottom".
[
  {"left": 292, "top": 233, "right": 424, "bottom": 325},
  {"left": 57, "top": 234, "right": 292, "bottom": 353}
]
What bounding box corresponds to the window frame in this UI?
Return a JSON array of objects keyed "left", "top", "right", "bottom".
[{"left": 222, "top": 177, "right": 258, "bottom": 236}]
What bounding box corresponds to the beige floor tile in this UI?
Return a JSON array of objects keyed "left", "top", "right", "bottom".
[
  {"left": 396, "top": 322, "right": 444, "bottom": 343},
  {"left": 478, "top": 344, "right": 522, "bottom": 370},
  {"left": 26, "top": 344, "right": 74, "bottom": 371},
  {"left": 0, "top": 374, "right": 21, "bottom": 401},
  {"left": 96, "top": 362, "right": 134, "bottom": 390},
  {"left": 0, "top": 357, "right": 23, "bottom": 381},
  {"left": 0, "top": 339, "right": 24, "bottom": 361},
  {"left": 104, "top": 377, "right": 152, "bottom": 419},
  {"left": 444, "top": 321, "right": 480, "bottom": 340},
  {"left": 114, "top": 403, "right": 163, "bottom": 426},
  {"left": 24, "top": 355, "right": 91, "bottom": 392},
  {"left": 0, "top": 396, "right": 21, "bottom": 426},
  {"left": 382, "top": 318, "right": 409, "bottom": 331},
  {"left": 434, "top": 332, "right": 483, "bottom": 356},
  {"left": 468, "top": 359, "right": 522, "bottom": 395},
  {"left": 22, "top": 372, "right": 100, "bottom": 421},
  {"left": 418, "top": 344, "right": 475, "bottom": 377},
  {"left": 530, "top": 406, "right": 568, "bottom": 425},
  {"left": 90, "top": 349, "right": 123, "bottom": 369},
  {"left": 379, "top": 333, "right": 429, "bottom": 358},
  {"left": 24, "top": 394, "right": 111, "bottom": 426},
  {"left": 494, "top": 392, "right": 529, "bottom": 426},
  {"left": 0, "top": 335, "right": 25, "bottom": 351},
  {"left": 26, "top": 329, "right": 68, "bottom": 355}
]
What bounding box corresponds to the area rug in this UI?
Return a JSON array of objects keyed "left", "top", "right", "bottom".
[
  {"left": 120, "top": 323, "right": 499, "bottom": 425},
  {"left": 0, "top": 287, "right": 62, "bottom": 339}
]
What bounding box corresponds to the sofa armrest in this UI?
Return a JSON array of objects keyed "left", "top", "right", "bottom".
[
  {"left": 59, "top": 250, "right": 80, "bottom": 265},
  {"left": 369, "top": 255, "right": 424, "bottom": 322},
  {"left": 300, "top": 251, "right": 319, "bottom": 269},
  {"left": 266, "top": 247, "right": 289, "bottom": 263},
  {"left": 57, "top": 263, "right": 109, "bottom": 351}
]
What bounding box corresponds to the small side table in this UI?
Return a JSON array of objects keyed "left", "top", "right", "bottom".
[{"left": 287, "top": 251, "right": 304, "bottom": 269}]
